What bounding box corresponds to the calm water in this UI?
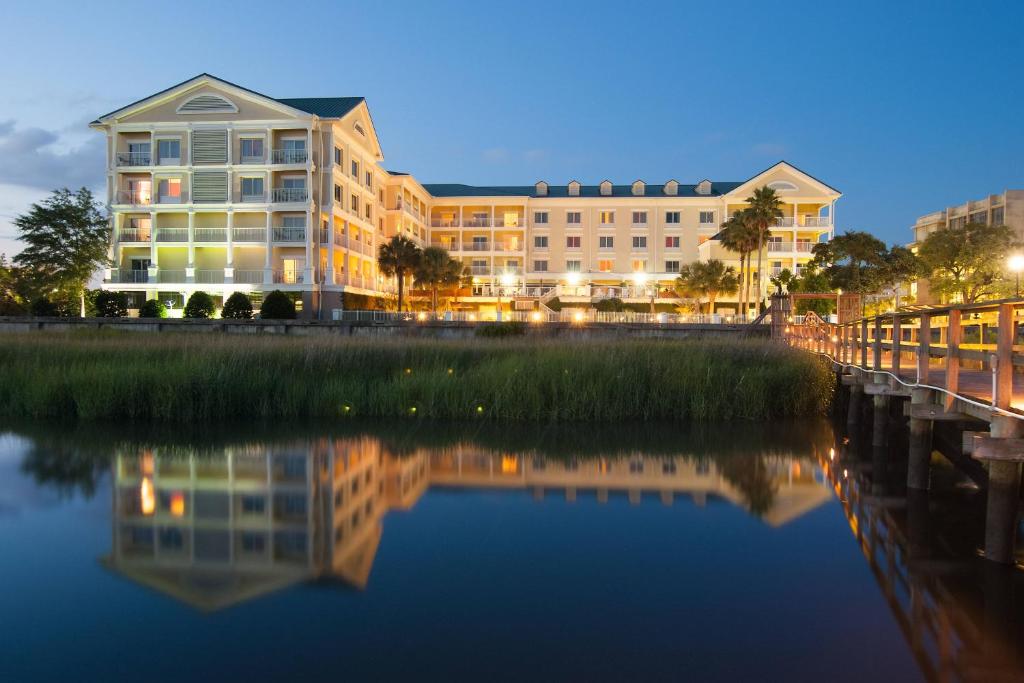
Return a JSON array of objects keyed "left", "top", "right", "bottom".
[{"left": 0, "top": 419, "right": 1020, "bottom": 682}]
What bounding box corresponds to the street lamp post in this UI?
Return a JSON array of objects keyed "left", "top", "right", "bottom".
[{"left": 1009, "top": 254, "right": 1024, "bottom": 298}]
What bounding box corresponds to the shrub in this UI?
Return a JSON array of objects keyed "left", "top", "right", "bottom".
[
  {"left": 94, "top": 291, "right": 129, "bottom": 318},
  {"left": 183, "top": 291, "right": 216, "bottom": 319},
  {"left": 260, "top": 290, "right": 296, "bottom": 319},
  {"left": 221, "top": 292, "right": 254, "bottom": 320},
  {"left": 0, "top": 297, "right": 27, "bottom": 316},
  {"left": 475, "top": 321, "right": 526, "bottom": 338},
  {"left": 595, "top": 297, "right": 626, "bottom": 312},
  {"left": 30, "top": 297, "right": 58, "bottom": 317},
  {"left": 138, "top": 299, "right": 168, "bottom": 319}
]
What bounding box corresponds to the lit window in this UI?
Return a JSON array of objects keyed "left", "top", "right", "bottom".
[
  {"left": 600, "top": 211, "right": 615, "bottom": 225},
  {"left": 598, "top": 259, "right": 613, "bottom": 272},
  {"left": 566, "top": 260, "right": 581, "bottom": 272}
]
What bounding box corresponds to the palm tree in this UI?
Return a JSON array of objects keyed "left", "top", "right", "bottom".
[
  {"left": 675, "top": 260, "right": 739, "bottom": 314},
  {"left": 377, "top": 235, "right": 422, "bottom": 312},
  {"left": 744, "top": 186, "right": 784, "bottom": 312},
  {"left": 718, "top": 209, "right": 760, "bottom": 317},
  {"left": 413, "top": 246, "right": 463, "bottom": 313}
]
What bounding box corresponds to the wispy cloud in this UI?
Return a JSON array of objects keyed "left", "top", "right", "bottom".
[
  {"left": 522, "top": 148, "right": 547, "bottom": 163},
  {"left": 482, "top": 147, "right": 509, "bottom": 163},
  {"left": 0, "top": 120, "right": 105, "bottom": 192}
]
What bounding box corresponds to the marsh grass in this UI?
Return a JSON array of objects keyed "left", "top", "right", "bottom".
[{"left": 0, "top": 331, "right": 834, "bottom": 422}]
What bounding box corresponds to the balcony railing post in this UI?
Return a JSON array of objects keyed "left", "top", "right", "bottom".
[
  {"left": 945, "top": 309, "right": 962, "bottom": 410},
  {"left": 872, "top": 317, "right": 882, "bottom": 371},
  {"left": 996, "top": 303, "right": 1014, "bottom": 410},
  {"left": 917, "top": 313, "right": 931, "bottom": 384},
  {"left": 860, "top": 318, "right": 869, "bottom": 368},
  {"left": 892, "top": 315, "right": 901, "bottom": 375}
]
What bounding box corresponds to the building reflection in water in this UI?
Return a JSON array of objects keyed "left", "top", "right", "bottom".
[
  {"left": 102, "top": 433, "right": 830, "bottom": 611},
  {"left": 822, "top": 430, "right": 1024, "bottom": 682}
]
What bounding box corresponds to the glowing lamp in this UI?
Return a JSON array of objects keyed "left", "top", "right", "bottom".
[
  {"left": 632, "top": 271, "right": 648, "bottom": 286},
  {"left": 530, "top": 311, "right": 543, "bottom": 323},
  {"left": 500, "top": 271, "right": 516, "bottom": 288},
  {"left": 140, "top": 478, "right": 155, "bottom": 516},
  {"left": 565, "top": 272, "right": 581, "bottom": 287},
  {"left": 573, "top": 311, "right": 585, "bottom": 323},
  {"left": 170, "top": 492, "right": 185, "bottom": 517},
  {"left": 417, "top": 312, "right": 427, "bottom": 321},
  {"left": 1010, "top": 255, "right": 1024, "bottom": 273}
]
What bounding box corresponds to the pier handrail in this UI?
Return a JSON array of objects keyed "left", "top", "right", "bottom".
[{"left": 785, "top": 297, "right": 1024, "bottom": 419}]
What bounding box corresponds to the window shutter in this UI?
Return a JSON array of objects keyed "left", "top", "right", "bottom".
[
  {"left": 192, "top": 171, "right": 228, "bottom": 203},
  {"left": 192, "top": 129, "right": 228, "bottom": 164}
]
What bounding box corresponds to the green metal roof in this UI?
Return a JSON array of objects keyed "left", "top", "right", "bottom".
[
  {"left": 275, "top": 97, "right": 364, "bottom": 118},
  {"left": 421, "top": 182, "right": 744, "bottom": 199}
]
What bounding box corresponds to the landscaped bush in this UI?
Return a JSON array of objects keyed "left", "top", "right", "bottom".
[
  {"left": 183, "top": 291, "right": 216, "bottom": 319},
  {"left": 30, "top": 297, "right": 58, "bottom": 317},
  {"left": 260, "top": 290, "right": 296, "bottom": 319},
  {"left": 94, "top": 291, "right": 129, "bottom": 318},
  {"left": 475, "top": 321, "right": 527, "bottom": 338},
  {"left": 0, "top": 335, "right": 835, "bottom": 422},
  {"left": 138, "top": 299, "right": 167, "bottom": 319},
  {"left": 221, "top": 292, "right": 254, "bottom": 320},
  {"left": 595, "top": 297, "right": 626, "bottom": 312}
]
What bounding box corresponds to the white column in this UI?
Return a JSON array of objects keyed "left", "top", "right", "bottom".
[
  {"left": 225, "top": 211, "right": 234, "bottom": 284},
  {"left": 186, "top": 210, "right": 195, "bottom": 283},
  {"left": 148, "top": 210, "right": 158, "bottom": 283},
  {"left": 264, "top": 210, "right": 273, "bottom": 284}
]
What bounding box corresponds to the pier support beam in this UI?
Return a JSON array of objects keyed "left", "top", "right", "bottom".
[
  {"left": 847, "top": 383, "right": 864, "bottom": 426},
  {"left": 872, "top": 394, "right": 890, "bottom": 448},
  {"left": 981, "top": 415, "right": 1023, "bottom": 565},
  {"left": 907, "top": 388, "right": 934, "bottom": 491}
]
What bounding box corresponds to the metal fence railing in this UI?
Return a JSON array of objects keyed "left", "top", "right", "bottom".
[{"left": 332, "top": 309, "right": 763, "bottom": 325}]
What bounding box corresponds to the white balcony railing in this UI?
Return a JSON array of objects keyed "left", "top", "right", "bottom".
[
  {"left": 195, "top": 269, "right": 225, "bottom": 284},
  {"left": 156, "top": 228, "right": 188, "bottom": 242},
  {"left": 116, "top": 152, "right": 151, "bottom": 167},
  {"left": 156, "top": 191, "right": 189, "bottom": 205},
  {"left": 240, "top": 154, "right": 265, "bottom": 165},
  {"left": 494, "top": 242, "right": 523, "bottom": 252},
  {"left": 464, "top": 218, "right": 490, "bottom": 228},
  {"left": 194, "top": 228, "right": 227, "bottom": 242},
  {"left": 272, "top": 269, "right": 306, "bottom": 284},
  {"left": 110, "top": 269, "right": 149, "bottom": 283},
  {"left": 272, "top": 226, "right": 306, "bottom": 242},
  {"left": 430, "top": 219, "right": 460, "bottom": 228},
  {"left": 232, "top": 227, "right": 266, "bottom": 242},
  {"left": 463, "top": 241, "right": 491, "bottom": 251},
  {"left": 115, "top": 190, "right": 151, "bottom": 205},
  {"left": 272, "top": 187, "right": 308, "bottom": 203},
  {"left": 157, "top": 269, "right": 186, "bottom": 283},
  {"left": 803, "top": 216, "right": 831, "bottom": 228},
  {"left": 234, "top": 269, "right": 264, "bottom": 284},
  {"left": 238, "top": 191, "right": 266, "bottom": 203},
  {"left": 118, "top": 229, "right": 151, "bottom": 242},
  {"left": 773, "top": 216, "right": 831, "bottom": 228},
  {"left": 271, "top": 149, "right": 308, "bottom": 164},
  {"left": 767, "top": 241, "right": 815, "bottom": 253},
  {"left": 430, "top": 241, "right": 461, "bottom": 251},
  {"left": 469, "top": 265, "right": 491, "bottom": 275}
]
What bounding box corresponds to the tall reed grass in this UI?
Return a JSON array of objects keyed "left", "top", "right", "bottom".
[{"left": 0, "top": 332, "right": 834, "bottom": 422}]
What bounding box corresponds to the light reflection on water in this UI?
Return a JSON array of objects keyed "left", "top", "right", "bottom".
[{"left": 1, "top": 419, "right": 1018, "bottom": 681}]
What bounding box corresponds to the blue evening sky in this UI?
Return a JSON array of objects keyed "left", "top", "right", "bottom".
[{"left": 1, "top": 0, "right": 1022, "bottom": 256}]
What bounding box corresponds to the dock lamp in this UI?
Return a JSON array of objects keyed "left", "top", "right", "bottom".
[{"left": 1009, "top": 254, "right": 1024, "bottom": 298}]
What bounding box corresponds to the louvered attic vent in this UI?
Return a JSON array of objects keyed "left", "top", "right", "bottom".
[{"left": 177, "top": 94, "right": 238, "bottom": 114}]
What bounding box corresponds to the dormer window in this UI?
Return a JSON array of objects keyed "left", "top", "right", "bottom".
[
  {"left": 599, "top": 180, "right": 612, "bottom": 196},
  {"left": 631, "top": 180, "right": 645, "bottom": 196},
  {"left": 568, "top": 180, "right": 581, "bottom": 197},
  {"left": 696, "top": 179, "right": 712, "bottom": 196},
  {"left": 535, "top": 181, "right": 548, "bottom": 197},
  {"left": 664, "top": 180, "right": 678, "bottom": 196}
]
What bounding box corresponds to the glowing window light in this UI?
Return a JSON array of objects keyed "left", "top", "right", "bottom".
[
  {"left": 501, "top": 456, "right": 518, "bottom": 474},
  {"left": 140, "top": 477, "right": 155, "bottom": 516},
  {"left": 170, "top": 491, "right": 185, "bottom": 517}
]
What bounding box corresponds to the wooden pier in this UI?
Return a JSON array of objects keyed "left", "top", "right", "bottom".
[{"left": 783, "top": 298, "right": 1024, "bottom": 564}]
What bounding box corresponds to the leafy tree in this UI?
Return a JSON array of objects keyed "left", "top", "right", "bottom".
[
  {"left": 876, "top": 245, "right": 921, "bottom": 309},
  {"left": 378, "top": 235, "right": 422, "bottom": 312},
  {"left": 917, "top": 222, "right": 1017, "bottom": 303},
  {"left": 30, "top": 297, "right": 58, "bottom": 317},
  {"left": 221, "top": 292, "right": 254, "bottom": 319},
  {"left": 0, "top": 255, "right": 27, "bottom": 315},
  {"left": 718, "top": 209, "right": 760, "bottom": 315},
  {"left": 183, "top": 291, "right": 216, "bottom": 319},
  {"left": 675, "top": 260, "right": 739, "bottom": 314},
  {"left": 13, "top": 188, "right": 110, "bottom": 317},
  {"left": 138, "top": 299, "right": 167, "bottom": 318},
  {"left": 260, "top": 290, "right": 296, "bottom": 319},
  {"left": 94, "top": 290, "right": 128, "bottom": 317},
  {"left": 810, "top": 230, "right": 888, "bottom": 294},
  {"left": 413, "top": 246, "right": 462, "bottom": 312},
  {"left": 788, "top": 264, "right": 834, "bottom": 316},
  {"left": 744, "top": 187, "right": 784, "bottom": 310}
]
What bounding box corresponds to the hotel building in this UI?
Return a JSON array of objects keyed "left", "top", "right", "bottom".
[
  {"left": 92, "top": 74, "right": 841, "bottom": 318},
  {"left": 909, "top": 190, "right": 1024, "bottom": 304}
]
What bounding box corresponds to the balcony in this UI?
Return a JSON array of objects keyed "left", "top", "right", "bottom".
[
  {"left": 240, "top": 153, "right": 265, "bottom": 165},
  {"left": 469, "top": 265, "right": 491, "bottom": 276},
  {"left": 115, "top": 190, "right": 151, "bottom": 206},
  {"left": 430, "top": 241, "right": 461, "bottom": 251},
  {"left": 272, "top": 226, "right": 306, "bottom": 242},
  {"left": 319, "top": 229, "right": 329, "bottom": 244},
  {"left": 464, "top": 218, "right": 491, "bottom": 228},
  {"left": 195, "top": 269, "right": 225, "bottom": 284},
  {"left": 234, "top": 269, "right": 264, "bottom": 284},
  {"left": 494, "top": 242, "right": 523, "bottom": 253},
  {"left": 109, "top": 269, "right": 149, "bottom": 284},
  {"left": 271, "top": 149, "right": 308, "bottom": 164},
  {"left": 237, "top": 191, "right": 267, "bottom": 203},
  {"left": 194, "top": 228, "right": 227, "bottom": 242},
  {"left": 430, "top": 218, "right": 460, "bottom": 228},
  {"left": 157, "top": 269, "right": 186, "bottom": 283},
  {"left": 117, "top": 152, "right": 151, "bottom": 167},
  {"left": 272, "top": 269, "right": 307, "bottom": 285},
  {"left": 767, "top": 241, "right": 815, "bottom": 254},
  {"left": 232, "top": 227, "right": 266, "bottom": 243},
  {"left": 155, "top": 191, "right": 189, "bottom": 205},
  {"left": 773, "top": 216, "right": 831, "bottom": 228},
  {"left": 463, "top": 241, "right": 491, "bottom": 252},
  {"left": 272, "top": 187, "right": 308, "bottom": 203},
  {"left": 156, "top": 228, "right": 188, "bottom": 242},
  {"left": 118, "top": 228, "right": 151, "bottom": 242}
]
